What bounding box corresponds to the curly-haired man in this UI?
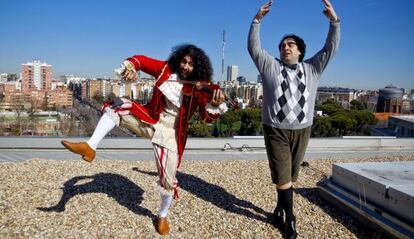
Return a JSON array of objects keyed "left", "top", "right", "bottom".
[{"left": 61, "top": 44, "right": 227, "bottom": 235}]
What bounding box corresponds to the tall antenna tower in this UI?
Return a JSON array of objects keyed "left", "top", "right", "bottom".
[{"left": 221, "top": 30, "right": 226, "bottom": 82}]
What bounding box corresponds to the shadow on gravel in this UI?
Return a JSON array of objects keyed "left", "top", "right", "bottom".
[
  {"left": 37, "top": 173, "right": 156, "bottom": 221},
  {"left": 294, "top": 186, "right": 382, "bottom": 239},
  {"left": 133, "top": 167, "right": 270, "bottom": 223}
]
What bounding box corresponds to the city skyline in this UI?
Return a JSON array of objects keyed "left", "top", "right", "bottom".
[{"left": 1, "top": 0, "right": 414, "bottom": 90}]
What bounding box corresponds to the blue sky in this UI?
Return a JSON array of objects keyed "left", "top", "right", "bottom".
[{"left": 1, "top": 0, "right": 413, "bottom": 90}]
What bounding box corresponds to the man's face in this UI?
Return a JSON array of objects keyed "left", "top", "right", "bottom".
[
  {"left": 179, "top": 55, "right": 194, "bottom": 80},
  {"left": 279, "top": 38, "right": 301, "bottom": 65}
]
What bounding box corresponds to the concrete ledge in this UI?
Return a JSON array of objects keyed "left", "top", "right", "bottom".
[
  {"left": 1, "top": 137, "right": 414, "bottom": 151},
  {"left": 319, "top": 161, "right": 414, "bottom": 239},
  {"left": 331, "top": 161, "right": 414, "bottom": 224},
  {"left": 1, "top": 137, "right": 413, "bottom": 163},
  {"left": 318, "top": 181, "right": 414, "bottom": 239}
]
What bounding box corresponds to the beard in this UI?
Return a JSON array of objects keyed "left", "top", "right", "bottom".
[{"left": 178, "top": 71, "right": 193, "bottom": 81}]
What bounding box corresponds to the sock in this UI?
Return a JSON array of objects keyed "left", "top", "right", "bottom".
[
  {"left": 275, "top": 188, "right": 285, "bottom": 211},
  {"left": 159, "top": 193, "right": 173, "bottom": 218},
  {"left": 280, "top": 187, "right": 294, "bottom": 221},
  {"left": 86, "top": 112, "right": 116, "bottom": 150}
]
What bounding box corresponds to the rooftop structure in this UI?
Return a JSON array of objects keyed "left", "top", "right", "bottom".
[{"left": 1, "top": 137, "right": 413, "bottom": 238}]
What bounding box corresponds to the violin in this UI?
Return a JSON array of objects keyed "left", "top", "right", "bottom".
[{"left": 181, "top": 81, "right": 237, "bottom": 108}]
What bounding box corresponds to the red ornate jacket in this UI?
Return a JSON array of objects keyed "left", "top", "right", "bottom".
[{"left": 126, "top": 55, "right": 221, "bottom": 166}]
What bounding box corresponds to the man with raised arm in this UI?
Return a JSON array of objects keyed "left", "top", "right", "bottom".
[{"left": 248, "top": 1, "right": 340, "bottom": 238}]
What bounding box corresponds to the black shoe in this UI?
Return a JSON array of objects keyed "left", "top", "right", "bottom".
[
  {"left": 270, "top": 207, "right": 284, "bottom": 230},
  {"left": 285, "top": 216, "right": 297, "bottom": 239}
]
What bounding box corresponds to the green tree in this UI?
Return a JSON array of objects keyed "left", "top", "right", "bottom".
[
  {"left": 248, "top": 97, "right": 256, "bottom": 108},
  {"left": 314, "top": 99, "right": 378, "bottom": 137},
  {"left": 188, "top": 121, "right": 213, "bottom": 137},
  {"left": 317, "top": 100, "right": 344, "bottom": 115},
  {"left": 350, "top": 100, "right": 366, "bottom": 110},
  {"left": 212, "top": 124, "right": 220, "bottom": 137},
  {"left": 239, "top": 108, "right": 262, "bottom": 135},
  {"left": 220, "top": 109, "right": 240, "bottom": 136},
  {"left": 350, "top": 109, "right": 377, "bottom": 134},
  {"left": 188, "top": 112, "right": 213, "bottom": 137},
  {"left": 330, "top": 112, "right": 357, "bottom": 136},
  {"left": 92, "top": 91, "right": 104, "bottom": 104},
  {"left": 106, "top": 92, "right": 117, "bottom": 102},
  {"left": 312, "top": 116, "right": 336, "bottom": 137}
]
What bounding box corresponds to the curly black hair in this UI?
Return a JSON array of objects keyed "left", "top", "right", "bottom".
[
  {"left": 167, "top": 44, "right": 213, "bottom": 81},
  {"left": 278, "top": 34, "right": 306, "bottom": 62}
]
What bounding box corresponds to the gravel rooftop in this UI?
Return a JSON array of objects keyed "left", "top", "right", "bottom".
[{"left": 1, "top": 156, "right": 413, "bottom": 239}]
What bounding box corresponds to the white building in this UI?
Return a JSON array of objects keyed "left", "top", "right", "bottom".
[
  {"left": 64, "top": 75, "right": 86, "bottom": 85},
  {"left": 0, "top": 73, "right": 8, "bottom": 83},
  {"left": 21, "top": 60, "right": 52, "bottom": 92},
  {"left": 227, "top": 65, "right": 238, "bottom": 82}
]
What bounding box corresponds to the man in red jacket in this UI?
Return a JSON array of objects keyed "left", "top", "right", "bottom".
[{"left": 62, "top": 44, "right": 227, "bottom": 235}]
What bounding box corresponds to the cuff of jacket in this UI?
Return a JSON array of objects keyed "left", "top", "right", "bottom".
[{"left": 206, "top": 102, "right": 228, "bottom": 115}]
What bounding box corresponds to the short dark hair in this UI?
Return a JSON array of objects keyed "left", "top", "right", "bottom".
[
  {"left": 167, "top": 44, "right": 213, "bottom": 81},
  {"left": 278, "top": 34, "right": 306, "bottom": 62}
]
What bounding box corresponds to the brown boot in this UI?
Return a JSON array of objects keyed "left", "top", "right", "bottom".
[
  {"left": 61, "top": 140, "right": 96, "bottom": 162},
  {"left": 156, "top": 217, "right": 170, "bottom": 235}
]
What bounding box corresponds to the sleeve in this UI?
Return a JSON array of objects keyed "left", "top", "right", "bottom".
[
  {"left": 247, "top": 19, "right": 277, "bottom": 75},
  {"left": 198, "top": 102, "right": 228, "bottom": 124},
  {"left": 305, "top": 21, "right": 341, "bottom": 75},
  {"left": 126, "top": 55, "right": 167, "bottom": 78}
]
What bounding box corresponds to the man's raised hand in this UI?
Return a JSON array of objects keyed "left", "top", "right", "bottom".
[
  {"left": 322, "top": 0, "right": 338, "bottom": 22},
  {"left": 255, "top": 1, "right": 273, "bottom": 21}
]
